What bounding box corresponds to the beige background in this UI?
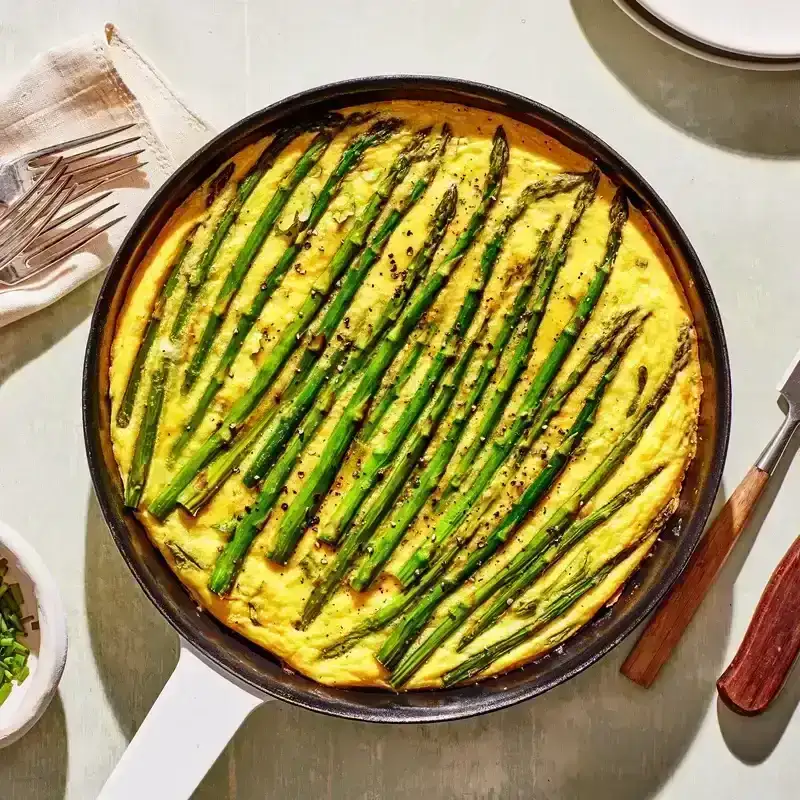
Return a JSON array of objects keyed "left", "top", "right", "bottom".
[{"left": 1, "top": 1, "right": 798, "bottom": 797}]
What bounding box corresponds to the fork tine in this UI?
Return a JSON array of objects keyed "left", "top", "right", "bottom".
[
  {"left": 0, "top": 174, "right": 71, "bottom": 242},
  {"left": 20, "top": 215, "right": 126, "bottom": 281},
  {"left": 0, "top": 157, "right": 67, "bottom": 225},
  {"left": 28, "top": 202, "right": 120, "bottom": 258},
  {"left": 33, "top": 135, "right": 142, "bottom": 170},
  {"left": 0, "top": 179, "right": 73, "bottom": 266},
  {"left": 65, "top": 160, "right": 147, "bottom": 202},
  {"left": 66, "top": 149, "right": 146, "bottom": 182},
  {"left": 40, "top": 190, "right": 114, "bottom": 236},
  {"left": 22, "top": 123, "right": 137, "bottom": 161}
]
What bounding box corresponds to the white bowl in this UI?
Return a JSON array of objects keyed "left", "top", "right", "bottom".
[{"left": 0, "top": 519, "right": 68, "bottom": 749}]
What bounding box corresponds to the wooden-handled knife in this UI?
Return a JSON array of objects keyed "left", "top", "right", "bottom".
[
  {"left": 717, "top": 534, "right": 800, "bottom": 715},
  {"left": 621, "top": 346, "right": 800, "bottom": 689}
]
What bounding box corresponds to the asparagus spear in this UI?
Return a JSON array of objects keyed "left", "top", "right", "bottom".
[
  {"left": 179, "top": 182, "right": 457, "bottom": 515},
  {"left": 266, "top": 127, "right": 511, "bottom": 564},
  {"left": 389, "top": 464, "right": 662, "bottom": 687},
  {"left": 513, "top": 309, "right": 638, "bottom": 465},
  {"left": 298, "top": 322, "right": 485, "bottom": 628},
  {"left": 124, "top": 361, "right": 168, "bottom": 508},
  {"left": 319, "top": 485, "right": 503, "bottom": 659},
  {"left": 443, "top": 552, "right": 623, "bottom": 686},
  {"left": 117, "top": 155, "right": 245, "bottom": 429},
  {"left": 168, "top": 120, "right": 338, "bottom": 358},
  {"left": 316, "top": 171, "right": 582, "bottom": 549},
  {"left": 276, "top": 128, "right": 449, "bottom": 398},
  {"left": 236, "top": 126, "right": 450, "bottom": 489},
  {"left": 359, "top": 332, "right": 430, "bottom": 443},
  {"left": 350, "top": 221, "right": 560, "bottom": 590},
  {"left": 396, "top": 185, "right": 627, "bottom": 587},
  {"left": 175, "top": 124, "right": 427, "bottom": 492},
  {"left": 378, "top": 320, "right": 639, "bottom": 671},
  {"left": 457, "top": 328, "right": 691, "bottom": 649},
  {"left": 441, "top": 169, "right": 601, "bottom": 503},
  {"left": 206, "top": 186, "right": 460, "bottom": 593},
  {"left": 116, "top": 233, "right": 195, "bottom": 429},
  {"left": 122, "top": 171, "right": 254, "bottom": 506},
  {"left": 179, "top": 123, "right": 316, "bottom": 393},
  {"left": 443, "top": 492, "right": 677, "bottom": 687},
  {"left": 512, "top": 465, "right": 665, "bottom": 619},
  {"left": 148, "top": 122, "right": 406, "bottom": 519},
  {"left": 170, "top": 117, "right": 403, "bottom": 459},
  {"left": 207, "top": 340, "right": 353, "bottom": 595}
]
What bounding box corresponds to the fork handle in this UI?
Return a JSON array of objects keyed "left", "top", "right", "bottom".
[
  {"left": 621, "top": 466, "right": 769, "bottom": 687},
  {"left": 717, "top": 535, "right": 800, "bottom": 715}
]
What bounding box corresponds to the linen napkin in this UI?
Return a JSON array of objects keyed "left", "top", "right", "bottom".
[{"left": 0, "top": 24, "right": 215, "bottom": 329}]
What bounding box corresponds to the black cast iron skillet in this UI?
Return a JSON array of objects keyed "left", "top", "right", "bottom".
[{"left": 83, "top": 78, "right": 731, "bottom": 730}]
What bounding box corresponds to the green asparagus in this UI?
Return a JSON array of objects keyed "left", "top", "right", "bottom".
[
  {"left": 396, "top": 184, "right": 627, "bottom": 587},
  {"left": 266, "top": 127, "right": 511, "bottom": 564},
  {"left": 379, "top": 318, "right": 640, "bottom": 671},
  {"left": 171, "top": 117, "right": 403, "bottom": 459},
  {"left": 205, "top": 183, "right": 461, "bottom": 592},
  {"left": 351, "top": 220, "right": 560, "bottom": 590},
  {"left": 457, "top": 328, "right": 691, "bottom": 649},
  {"left": 317, "top": 171, "right": 583, "bottom": 549},
  {"left": 179, "top": 152, "right": 455, "bottom": 516},
  {"left": 298, "top": 320, "right": 485, "bottom": 628},
  {"left": 115, "top": 232, "right": 195, "bottom": 428}
]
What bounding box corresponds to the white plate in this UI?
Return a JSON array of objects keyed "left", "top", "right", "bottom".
[
  {"left": 615, "top": 0, "right": 800, "bottom": 71},
  {"left": 641, "top": 0, "right": 800, "bottom": 59}
]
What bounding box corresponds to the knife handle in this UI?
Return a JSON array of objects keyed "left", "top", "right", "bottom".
[
  {"left": 621, "top": 466, "right": 769, "bottom": 687},
  {"left": 717, "top": 535, "right": 800, "bottom": 715}
]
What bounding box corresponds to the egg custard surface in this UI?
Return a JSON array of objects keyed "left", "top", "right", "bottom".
[{"left": 109, "top": 101, "right": 701, "bottom": 689}]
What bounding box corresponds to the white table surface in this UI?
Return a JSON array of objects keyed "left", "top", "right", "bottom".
[{"left": 1, "top": 1, "right": 799, "bottom": 797}]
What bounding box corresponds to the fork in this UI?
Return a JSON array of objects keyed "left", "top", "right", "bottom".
[
  {"left": 0, "top": 122, "right": 142, "bottom": 209},
  {"left": 0, "top": 125, "right": 144, "bottom": 285},
  {"left": 0, "top": 201, "right": 125, "bottom": 287}
]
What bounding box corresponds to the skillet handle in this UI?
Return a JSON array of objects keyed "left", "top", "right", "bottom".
[{"left": 98, "top": 641, "right": 267, "bottom": 799}]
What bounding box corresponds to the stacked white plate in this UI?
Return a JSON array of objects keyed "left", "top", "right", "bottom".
[{"left": 615, "top": 0, "right": 800, "bottom": 70}]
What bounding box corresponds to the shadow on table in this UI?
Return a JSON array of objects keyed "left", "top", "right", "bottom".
[
  {"left": 84, "top": 464, "right": 791, "bottom": 799},
  {"left": 0, "top": 694, "right": 67, "bottom": 799},
  {"left": 84, "top": 491, "right": 177, "bottom": 745},
  {"left": 0, "top": 273, "right": 103, "bottom": 388},
  {"left": 715, "top": 427, "right": 800, "bottom": 763},
  {"left": 80, "top": 484, "right": 724, "bottom": 800},
  {"left": 571, "top": 0, "right": 800, "bottom": 158}
]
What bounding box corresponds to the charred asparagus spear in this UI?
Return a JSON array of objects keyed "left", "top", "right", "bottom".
[
  {"left": 378, "top": 319, "right": 641, "bottom": 671},
  {"left": 170, "top": 117, "right": 403, "bottom": 459},
  {"left": 396, "top": 185, "right": 628, "bottom": 586},
  {"left": 205, "top": 185, "right": 460, "bottom": 592},
  {"left": 350, "top": 220, "right": 560, "bottom": 590},
  {"left": 266, "top": 127, "right": 511, "bottom": 564}
]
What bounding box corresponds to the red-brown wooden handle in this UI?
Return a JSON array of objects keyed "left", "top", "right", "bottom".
[
  {"left": 716, "top": 535, "right": 800, "bottom": 715},
  {"left": 621, "top": 466, "right": 770, "bottom": 687}
]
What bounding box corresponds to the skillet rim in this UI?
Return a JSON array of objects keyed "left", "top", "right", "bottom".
[{"left": 83, "top": 75, "right": 731, "bottom": 723}]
